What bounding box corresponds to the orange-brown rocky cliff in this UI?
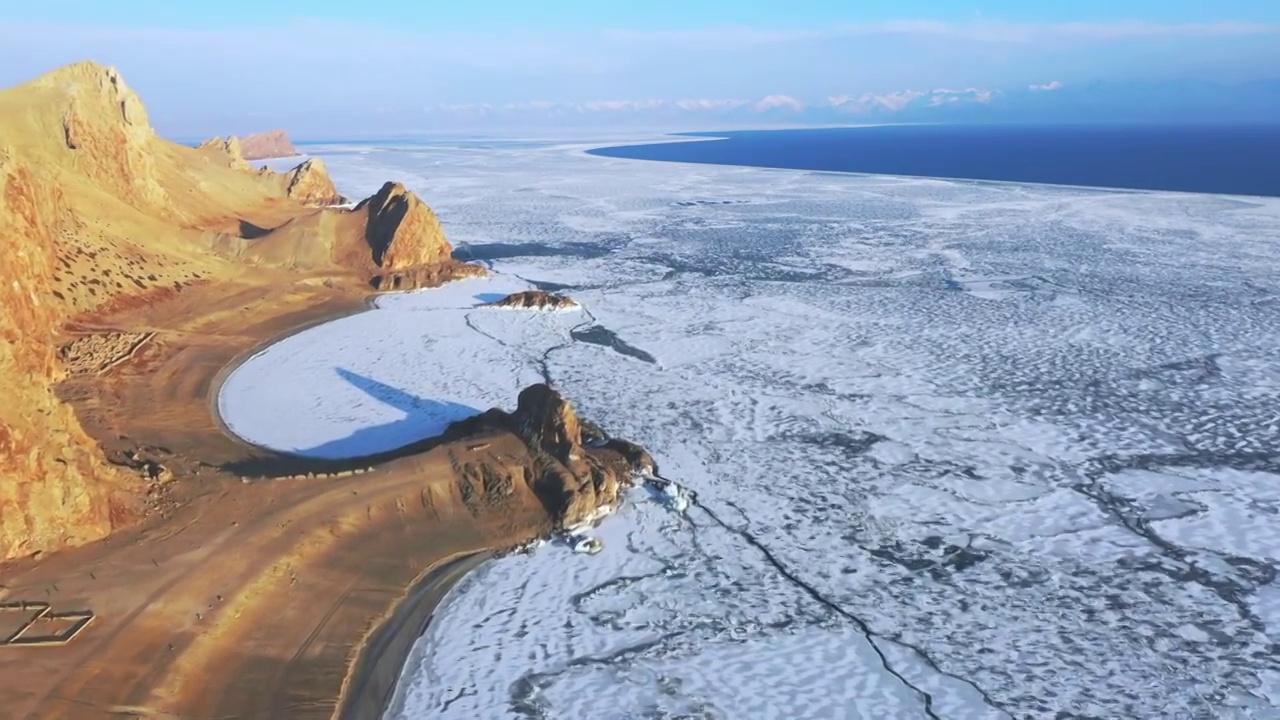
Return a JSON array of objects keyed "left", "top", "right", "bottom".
[{"left": 0, "top": 61, "right": 478, "bottom": 560}]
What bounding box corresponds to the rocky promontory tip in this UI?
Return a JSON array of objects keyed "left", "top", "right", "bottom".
[
  {"left": 485, "top": 290, "right": 581, "bottom": 310},
  {"left": 197, "top": 130, "right": 300, "bottom": 163},
  {"left": 357, "top": 181, "right": 485, "bottom": 290},
  {"left": 447, "top": 383, "right": 653, "bottom": 528}
]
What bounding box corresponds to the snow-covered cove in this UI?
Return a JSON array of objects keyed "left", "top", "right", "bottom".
[{"left": 217, "top": 137, "right": 1280, "bottom": 718}]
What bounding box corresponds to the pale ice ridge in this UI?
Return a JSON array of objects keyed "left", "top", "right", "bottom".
[{"left": 225, "top": 139, "right": 1280, "bottom": 717}]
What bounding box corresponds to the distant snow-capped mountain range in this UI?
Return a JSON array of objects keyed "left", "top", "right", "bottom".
[{"left": 420, "top": 79, "right": 1280, "bottom": 128}]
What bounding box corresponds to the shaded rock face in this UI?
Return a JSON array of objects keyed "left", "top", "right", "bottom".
[
  {"left": 238, "top": 130, "right": 300, "bottom": 161},
  {"left": 446, "top": 384, "right": 652, "bottom": 528},
  {"left": 512, "top": 384, "right": 584, "bottom": 464},
  {"left": 283, "top": 158, "right": 345, "bottom": 206},
  {"left": 354, "top": 181, "right": 485, "bottom": 291},
  {"left": 358, "top": 182, "right": 449, "bottom": 268},
  {"left": 485, "top": 290, "right": 580, "bottom": 310}
]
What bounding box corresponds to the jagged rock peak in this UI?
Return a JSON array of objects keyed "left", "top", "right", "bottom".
[
  {"left": 485, "top": 290, "right": 580, "bottom": 310},
  {"left": 283, "top": 157, "right": 345, "bottom": 206},
  {"left": 356, "top": 181, "right": 452, "bottom": 270}
]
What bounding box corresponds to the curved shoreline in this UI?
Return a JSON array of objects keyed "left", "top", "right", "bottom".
[
  {"left": 206, "top": 293, "right": 378, "bottom": 458},
  {"left": 203, "top": 286, "right": 496, "bottom": 720},
  {"left": 0, "top": 275, "right": 559, "bottom": 719},
  {"left": 337, "top": 550, "right": 491, "bottom": 720}
]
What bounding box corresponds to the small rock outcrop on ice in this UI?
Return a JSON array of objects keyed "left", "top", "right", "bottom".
[
  {"left": 445, "top": 384, "right": 653, "bottom": 529},
  {"left": 484, "top": 290, "right": 581, "bottom": 311}
]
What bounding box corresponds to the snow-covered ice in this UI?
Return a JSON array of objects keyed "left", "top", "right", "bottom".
[
  {"left": 218, "top": 274, "right": 568, "bottom": 458},
  {"left": 219, "top": 137, "right": 1280, "bottom": 718}
]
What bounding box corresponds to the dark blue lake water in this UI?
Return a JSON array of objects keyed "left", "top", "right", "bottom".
[{"left": 588, "top": 125, "right": 1280, "bottom": 197}]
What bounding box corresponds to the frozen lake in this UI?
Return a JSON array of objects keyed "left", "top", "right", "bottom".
[{"left": 220, "top": 137, "right": 1280, "bottom": 718}]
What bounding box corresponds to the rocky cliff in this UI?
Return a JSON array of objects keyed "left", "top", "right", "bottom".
[
  {"left": 357, "top": 181, "right": 482, "bottom": 289},
  {"left": 282, "top": 158, "right": 346, "bottom": 206},
  {"left": 447, "top": 384, "right": 655, "bottom": 527},
  {"left": 0, "top": 61, "right": 480, "bottom": 561},
  {"left": 0, "top": 150, "right": 130, "bottom": 558},
  {"left": 243, "top": 179, "right": 482, "bottom": 290}
]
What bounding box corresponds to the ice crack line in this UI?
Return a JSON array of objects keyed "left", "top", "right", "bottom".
[
  {"left": 508, "top": 633, "right": 682, "bottom": 720},
  {"left": 1071, "top": 451, "right": 1280, "bottom": 632},
  {"left": 655, "top": 473, "right": 1010, "bottom": 719},
  {"left": 536, "top": 307, "right": 599, "bottom": 386}
]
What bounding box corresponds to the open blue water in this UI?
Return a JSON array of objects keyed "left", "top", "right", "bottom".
[{"left": 588, "top": 124, "right": 1280, "bottom": 198}]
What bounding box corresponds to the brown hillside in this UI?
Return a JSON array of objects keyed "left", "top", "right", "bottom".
[{"left": 0, "top": 61, "right": 475, "bottom": 561}]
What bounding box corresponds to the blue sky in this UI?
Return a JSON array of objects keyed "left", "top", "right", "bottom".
[
  {"left": 1, "top": 2, "right": 1276, "bottom": 136},
  {"left": 8, "top": 0, "right": 1280, "bottom": 29}
]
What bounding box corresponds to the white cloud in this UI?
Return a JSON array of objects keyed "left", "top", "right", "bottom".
[
  {"left": 1030, "top": 80, "right": 1065, "bottom": 91},
  {"left": 601, "top": 20, "right": 1277, "bottom": 47},
  {"left": 753, "top": 95, "right": 806, "bottom": 112},
  {"left": 1, "top": 15, "right": 1275, "bottom": 136}
]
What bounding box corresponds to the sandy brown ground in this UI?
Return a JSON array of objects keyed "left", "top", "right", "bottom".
[{"left": 0, "top": 275, "right": 555, "bottom": 719}]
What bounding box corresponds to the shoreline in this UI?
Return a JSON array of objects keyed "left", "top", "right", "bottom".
[
  {"left": 204, "top": 284, "right": 500, "bottom": 720},
  {"left": 0, "top": 273, "right": 558, "bottom": 719},
  {"left": 337, "top": 550, "right": 492, "bottom": 720},
  {"left": 582, "top": 131, "right": 1280, "bottom": 201}
]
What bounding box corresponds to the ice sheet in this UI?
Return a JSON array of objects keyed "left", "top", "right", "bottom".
[{"left": 220, "top": 137, "right": 1280, "bottom": 718}]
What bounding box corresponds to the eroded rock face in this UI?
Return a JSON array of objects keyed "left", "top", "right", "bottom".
[
  {"left": 352, "top": 181, "right": 486, "bottom": 290},
  {"left": 40, "top": 62, "right": 169, "bottom": 214},
  {"left": 446, "top": 384, "right": 652, "bottom": 528},
  {"left": 283, "top": 158, "right": 345, "bottom": 206},
  {"left": 238, "top": 130, "right": 300, "bottom": 161},
  {"left": 485, "top": 290, "right": 580, "bottom": 311},
  {"left": 0, "top": 153, "right": 132, "bottom": 560},
  {"left": 358, "top": 182, "right": 449, "bottom": 268},
  {"left": 511, "top": 384, "right": 584, "bottom": 464}
]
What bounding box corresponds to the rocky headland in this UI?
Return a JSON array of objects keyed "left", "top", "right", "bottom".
[
  {"left": 198, "top": 128, "right": 301, "bottom": 162},
  {"left": 0, "top": 61, "right": 650, "bottom": 719},
  {"left": 240, "top": 129, "right": 302, "bottom": 160}
]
